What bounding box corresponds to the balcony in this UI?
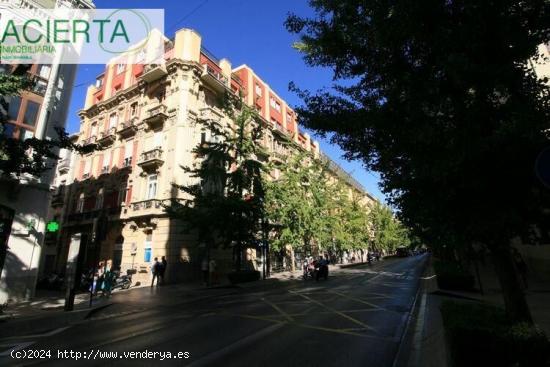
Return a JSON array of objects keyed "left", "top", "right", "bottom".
[
  {"left": 272, "top": 122, "right": 290, "bottom": 138},
  {"left": 201, "top": 64, "right": 228, "bottom": 93},
  {"left": 269, "top": 150, "right": 287, "bottom": 164},
  {"left": 97, "top": 127, "right": 116, "bottom": 146},
  {"left": 141, "top": 64, "right": 167, "bottom": 83},
  {"left": 129, "top": 199, "right": 166, "bottom": 218},
  {"left": 29, "top": 74, "right": 48, "bottom": 96},
  {"left": 132, "top": 199, "right": 163, "bottom": 211},
  {"left": 199, "top": 106, "right": 224, "bottom": 121},
  {"left": 57, "top": 159, "right": 70, "bottom": 174},
  {"left": 83, "top": 136, "right": 97, "bottom": 146},
  {"left": 66, "top": 206, "right": 121, "bottom": 224},
  {"left": 137, "top": 148, "right": 164, "bottom": 172},
  {"left": 143, "top": 104, "right": 168, "bottom": 130},
  {"left": 120, "top": 157, "right": 133, "bottom": 172},
  {"left": 117, "top": 118, "right": 138, "bottom": 138}
]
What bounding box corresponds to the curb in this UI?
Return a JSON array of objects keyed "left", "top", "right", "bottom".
[{"left": 392, "top": 255, "right": 430, "bottom": 367}]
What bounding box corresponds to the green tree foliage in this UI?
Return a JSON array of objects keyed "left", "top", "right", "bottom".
[
  {"left": 0, "top": 72, "right": 97, "bottom": 177},
  {"left": 166, "top": 93, "right": 267, "bottom": 270},
  {"left": 286, "top": 0, "right": 550, "bottom": 322},
  {"left": 264, "top": 151, "right": 331, "bottom": 253},
  {"left": 369, "top": 202, "right": 411, "bottom": 253}
]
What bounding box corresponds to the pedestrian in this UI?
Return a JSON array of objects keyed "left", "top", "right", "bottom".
[
  {"left": 201, "top": 258, "right": 209, "bottom": 285},
  {"left": 151, "top": 257, "right": 160, "bottom": 287},
  {"left": 159, "top": 256, "right": 167, "bottom": 284},
  {"left": 102, "top": 268, "right": 114, "bottom": 297},
  {"left": 209, "top": 258, "right": 217, "bottom": 285}
]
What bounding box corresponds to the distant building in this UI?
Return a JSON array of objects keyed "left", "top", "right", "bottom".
[
  {"left": 0, "top": 0, "right": 94, "bottom": 303},
  {"left": 56, "top": 28, "right": 376, "bottom": 285}
]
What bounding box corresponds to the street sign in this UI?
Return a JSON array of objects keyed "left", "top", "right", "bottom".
[{"left": 46, "top": 220, "right": 59, "bottom": 233}]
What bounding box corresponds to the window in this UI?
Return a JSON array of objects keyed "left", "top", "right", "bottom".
[
  {"left": 109, "top": 113, "right": 118, "bottom": 129},
  {"left": 154, "top": 131, "right": 163, "bottom": 148},
  {"left": 38, "top": 65, "right": 51, "bottom": 79},
  {"left": 156, "top": 89, "right": 165, "bottom": 102},
  {"left": 90, "top": 122, "right": 98, "bottom": 137},
  {"left": 130, "top": 102, "right": 138, "bottom": 117},
  {"left": 124, "top": 140, "right": 133, "bottom": 167},
  {"left": 76, "top": 194, "right": 84, "bottom": 213},
  {"left": 83, "top": 159, "right": 91, "bottom": 176},
  {"left": 116, "top": 63, "right": 125, "bottom": 74},
  {"left": 255, "top": 84, "right": 262, "bottom": 96},
  {"left": 95, "top": 77, "right": 103, "bottom": 88},
  {"left": 144, "top": 233, "right": 152, "bottom": 262},
  {"left": 147, "top": 174, "right": 157, "bottom": 199},
  {"left": 95, "top": 189, "right": 104, "bottom": 210},
  {"left": 270, "top": 97, "right": 281, "bottom": 112},
  {"left": 6, "top": 96, "right": 21, "bottom": 121},
  {"left": 3, "top": 123, "right": 15, "bottom": 137},
  {"left": 118, "top": 185, "right": 129, "bottom": 205},
  {"left": 103, "top": 152, "right": 111, "bottom": 171},
  {"left": 23, "top": 101, "right": 40, "bottom": 126}
]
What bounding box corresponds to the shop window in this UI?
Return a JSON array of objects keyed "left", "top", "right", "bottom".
[{"left": 144, "top": 233, "right": 152, "bottom": 262}]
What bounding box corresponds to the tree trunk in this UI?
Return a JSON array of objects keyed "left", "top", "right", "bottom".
[
  {"left": 290, "top": 246, "right": 295, "bottom": 272},
  {"left": 490, "top": 246, "right": 533, "bottom": 324}
]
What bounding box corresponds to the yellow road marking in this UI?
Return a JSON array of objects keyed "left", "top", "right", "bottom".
[
  {"left": 261, "top": 297, "right": 294, "bottom": 322},
  {"left": 289, "top": 290, "right": 378, "bottom": 333}
]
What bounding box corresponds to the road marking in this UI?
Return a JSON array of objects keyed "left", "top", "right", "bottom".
[
  {"left": 186, "top": 323, "right": 284, "bottom": 367},
  {"left": 261, "top": 297, "right": 294, "bottom": 322},
  {"left": 329, "top": 290, "right": 402, "bottom": 315},
  {"left": 289, "top": 290, "right": 378, "bottom": 334}
]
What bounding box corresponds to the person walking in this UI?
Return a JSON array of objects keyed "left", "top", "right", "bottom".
[
  {"left": 159, "top": 256, "right": 167, "bottom": 285},
  {"left": 151, "top": 257, "right": 160, "bottom": 287}
]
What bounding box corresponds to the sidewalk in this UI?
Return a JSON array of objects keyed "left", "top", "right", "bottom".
[
  {"left": 399, "top": 255, "right": 550, "bottom": 367},
  {"left": 395, "top": 257, "right": 450, "bottom": 367}
]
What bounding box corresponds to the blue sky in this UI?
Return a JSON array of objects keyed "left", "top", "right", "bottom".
[{"left": 67, "top": 0, "right": 386, "bottom": 202}]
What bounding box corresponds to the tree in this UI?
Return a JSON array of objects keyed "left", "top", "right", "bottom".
[
  {"left": 368, "top": 202, "right": 411, "bottom": 254},
  {"left": 0, "top": 71, "right": 97, "bottom": 177},
  {"left": 286, "top": 1, "right": 550, "bottom": 322},
  {"left": 166, "top": 93, "right": 267, "bottom": 271},
  {"left": 265, "top": 151, "right": 331, "bottom": 256}
]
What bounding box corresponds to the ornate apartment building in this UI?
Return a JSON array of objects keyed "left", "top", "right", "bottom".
[{"left": 55, "top": 28, "right": 375, "bottom": 284}]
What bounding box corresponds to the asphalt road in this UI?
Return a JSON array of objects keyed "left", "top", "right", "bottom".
[{"left": 1, "top": 254, "right": 428, "bottom": 367}]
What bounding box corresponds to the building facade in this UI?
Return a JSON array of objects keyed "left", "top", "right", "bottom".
[
  {"left": 0, "top": 0, "right": 94, "bottom": 303},
  {"left": 57, "top": 28, "right": 375, "bottom": 285}
]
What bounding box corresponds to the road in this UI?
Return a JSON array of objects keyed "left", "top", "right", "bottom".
[{"left": 1, "top": 254, "right": 428, "bottom": 367}]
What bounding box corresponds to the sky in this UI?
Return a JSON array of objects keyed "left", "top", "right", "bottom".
[{"left": 66, "top": 0, "right": 386, "bottom": 202}]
